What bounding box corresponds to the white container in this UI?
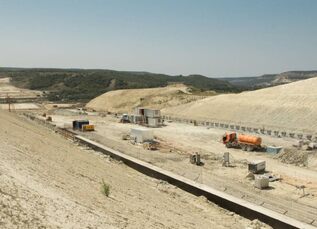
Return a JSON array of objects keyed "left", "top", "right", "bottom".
[
  {"left": 254, "top": 176, "right": 269, "bottom": 189},
  {"left": 130, "top": 128, "right": 153, "bottom": 143},
  {"left": 144, "top": 109, "right": 161, "bottom": 118},
  {"left": 147, "top": 117, "right": 160, "bottom": 127},
  {"left": 248, "top": 160, "right": 266, "bottom": 174}
]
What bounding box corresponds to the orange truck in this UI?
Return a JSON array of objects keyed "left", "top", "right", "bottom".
[{"left": 222, "top": 132, "right": 262, "bottom": 151}]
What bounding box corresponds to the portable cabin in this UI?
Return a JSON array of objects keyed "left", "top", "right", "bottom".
[{"left": 73, "top": 120, "right": 89, "bottom": 130}]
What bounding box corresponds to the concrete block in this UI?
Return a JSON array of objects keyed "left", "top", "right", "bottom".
[
  {"left": 289, "top": 133, "right": 295, "bottom": 138},
  {"left": 306, "top": 135, "right": 312, "bottom": 141},
  {"left": 254, "top": 176, "right": 269, "bottom": 189}
]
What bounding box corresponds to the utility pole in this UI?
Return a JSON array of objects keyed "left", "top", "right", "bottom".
[{"left": 5, "top": 93, "right": 12, "bottom": 112}]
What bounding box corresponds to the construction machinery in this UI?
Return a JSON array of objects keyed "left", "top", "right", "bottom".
[
  {"left": 189, "top": 152, "right": 202, "bottom": 166},
  {"left": 82, "top": 124, "right": 95, "bottom": 132},
  {"left": 120, "top": 114, "right": 130, "bottom": 123},
  {"left": 222, "top": 132, "right": 262, "bottom": 151}
]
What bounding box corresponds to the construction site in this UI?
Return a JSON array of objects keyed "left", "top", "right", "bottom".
[{"left": 1, "top": 76, "right": 317, "bottom": 229}]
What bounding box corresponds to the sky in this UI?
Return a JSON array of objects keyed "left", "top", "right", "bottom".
[{"left": 0, "top": 0, "right": 316, "bottom": 77}]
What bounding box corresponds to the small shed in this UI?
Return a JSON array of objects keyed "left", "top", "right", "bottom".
[
  {"left": 130, "top": 128, "right": 153, "bottom": 143},
  {"left": 73, "top": 120, "right": 89, "bottom": 130}
]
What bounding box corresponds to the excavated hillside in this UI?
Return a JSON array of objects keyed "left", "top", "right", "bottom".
[
  {"left": 163, "top": 77, "right": 317, "bottom": 133},
  {"left": 0, "top": 110, "right": 261, "bottom": 228},
  {"left": 86, "top": 84, "right": 211, "bottom": 113}
]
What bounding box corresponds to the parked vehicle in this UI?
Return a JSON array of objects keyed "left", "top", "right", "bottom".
[{"left": 222, "top": 132, "right": 262, "bottom": 151}]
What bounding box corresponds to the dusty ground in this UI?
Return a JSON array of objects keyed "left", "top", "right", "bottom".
[
  {"left": 0, "top": 103, "right": 40, "bottom": 110},
  {"left": 47, "top": 112, "right": 317, "bottom": 226},
  {"left": 0, "top": 110, "right": 269, "bottom": 229},
  {"left": 0, "top": 77, "right": 42, "bottom": 98},
  {"left": 163, "top": 77, "right": 317, "bottom": 134}
]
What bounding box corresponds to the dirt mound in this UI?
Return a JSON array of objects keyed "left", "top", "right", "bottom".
[
  {"left": 163, "top": 77, "right": 317, "bottom": 133},
  {"left": 86, "top": 84, "right": 208, "bottom": 113},
  {"left": 274, "top": 148, "right": 308, "bottom": 166}
]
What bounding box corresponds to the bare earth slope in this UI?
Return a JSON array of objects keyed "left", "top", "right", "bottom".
[
  {"left": 0, "top": 110, "right": 259, "bottom": 228},
  {"left": 86, "top": 84, "right": 207, "bottom": 113},
  {"left": 0, "top": 77, "right": 42, "bottom": 98},
  {"left": 163, "top": 77, "right": 317, "bottom": 133}
]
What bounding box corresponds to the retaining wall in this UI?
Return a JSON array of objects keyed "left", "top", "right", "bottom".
[{"left": 162, "top": 116, "right": 317, "bottom": 142}]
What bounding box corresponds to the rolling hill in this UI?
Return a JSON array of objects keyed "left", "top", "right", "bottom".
[
  {"left": 163, "top": 77, "right": 317, "bottom": 133},
  {"left": 86, "top": 84, "right": 214, "bottom": 113}
]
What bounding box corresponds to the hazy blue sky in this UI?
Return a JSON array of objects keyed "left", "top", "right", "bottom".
[{"left": 0, "top": 0, "right": 316, "bottom": 77}]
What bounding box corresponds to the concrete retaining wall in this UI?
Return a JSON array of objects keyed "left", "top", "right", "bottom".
[
  {"left": 73, "top": 135, "right": 314, "bottom": 229},
  {"left": 162, "top": 116, "right": 316, "bottom": 142}
]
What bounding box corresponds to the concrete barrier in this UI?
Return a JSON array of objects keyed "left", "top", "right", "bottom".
[
  {"left": 162, "top": 115, "right": 315, "bottom": 142},
  {"left": 306, "top": 135, "right": 312, "bottom": 141}
]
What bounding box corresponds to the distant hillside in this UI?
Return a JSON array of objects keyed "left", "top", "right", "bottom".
[
  {"left": 0, "top": 68, "right": 239, "bottom": 102},
  {"left": 221, "top": 71, "right": 317, "bottom": 89}
]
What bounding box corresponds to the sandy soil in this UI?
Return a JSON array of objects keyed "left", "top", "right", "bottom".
[
  {"left": 0, "top": 77, "right": 42, "bottom": 98},
  {"left": 48, "top": 113, "right": 317, "bottom": 226},
  {"left": 86, "top": 84, "right": 209, "bottom": 113},
  {"left": 0, "top": 103, "right": 40, "bottom": 110},
  {"left": 163, "top": 77, "right": 317, "bottom": 133},
  {"left": 0, "top": 110, "right": 268, "bottom": 229}
]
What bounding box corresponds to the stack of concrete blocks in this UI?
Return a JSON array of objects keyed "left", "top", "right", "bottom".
[
  {"left": 254, "top": 176, "right": 269, "bottom": 189},
  {"left": 144, "top": 109, "right": 161, "bottom": 127},
  {"left": 130, "top": 128, "right": 153, "bottom": 143},
  {"left": 134, "top": 107, "right": 161, "bottom": 128}
]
